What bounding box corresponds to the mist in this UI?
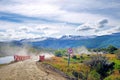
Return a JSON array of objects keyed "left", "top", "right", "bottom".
[
  {"left": 0, "top": 43, "right": 55, "bottom": 59},
  {"left": 73, "top": 46, "right": 91, "bottom": 54},
  {"left": 0, "top": 44, "right": 36, "bottom": 57}
]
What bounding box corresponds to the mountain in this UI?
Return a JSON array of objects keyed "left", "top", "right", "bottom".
[{"left": 0, "top": 33, "right": 120, "bottom": 49}]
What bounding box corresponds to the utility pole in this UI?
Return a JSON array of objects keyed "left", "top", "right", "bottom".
[
  {"left": 67, "top": 48, "right": 73, "bottom": 67},
  {"left": 68, "top": 53, "right": 70, "bottom": 67}
]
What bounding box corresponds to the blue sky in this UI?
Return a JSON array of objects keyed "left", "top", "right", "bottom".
[{"left": 0, "top": 0, "right": 120, "bottom": 41}]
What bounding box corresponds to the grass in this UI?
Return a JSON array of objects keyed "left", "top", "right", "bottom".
[
  {"left": 104, "top": 54, "right": 120, "bottom": 69},
  {"left": 42, "top": 54, "right": 120, "bottom": 80},
  {"left": 43, "top": 56, "right": 90, "bottom": 77},
  {"left": 110, "top": 59, "right": 120, "bottom": 69}
]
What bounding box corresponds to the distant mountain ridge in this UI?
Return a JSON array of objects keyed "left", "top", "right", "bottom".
[{"left": 1, "top": 33, "right": 120, "bottom": 49}]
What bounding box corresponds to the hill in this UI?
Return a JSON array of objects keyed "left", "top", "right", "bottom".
[{"left": 0, "top": 33, "right": 120, "bottom": 49}]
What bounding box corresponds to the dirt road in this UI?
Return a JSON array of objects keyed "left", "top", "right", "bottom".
[{"left": 0, "top": 59, "right": 66, "bottom": 80}]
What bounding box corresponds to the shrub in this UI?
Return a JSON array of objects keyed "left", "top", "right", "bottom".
[
  {"left": 84, "top": 55, "right": 115, "bottom": 78},
  {"left": 88, "top": 70, "right": 100, "bottom": 80},
  {"left": 72, "top": 55, "right": 77, "bottom": 59},
  {"left": 115, "top": 49, "right": 120, "bottom": 60},
  {"left": 54, "top": 50, "right": 66, "bottom": 57},
  {"left": 80, "top": 55, "right": 84, "bottom": 59},
  {"left": 107, "top": 45, "right": 118, "bottom": 54},
  {"left": 104, "top": 74, "right": 120, "bottom": 80}
]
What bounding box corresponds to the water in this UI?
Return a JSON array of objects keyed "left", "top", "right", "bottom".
[{"left": 0, "top": 56, "right": 14, "bottom": 64}]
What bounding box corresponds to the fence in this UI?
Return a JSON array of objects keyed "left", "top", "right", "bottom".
[{"left": 14, "top": 55, "right": 31, "bottom": 62}]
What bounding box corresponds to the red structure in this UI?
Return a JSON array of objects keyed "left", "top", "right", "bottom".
[
  {"left": 39, "top": 55, "right": 45, "bottom": 62},
  {"left": 14, "top": 55, "right": 30, "bottom": 62}
]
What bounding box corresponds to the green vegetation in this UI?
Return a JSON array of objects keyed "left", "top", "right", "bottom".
[
  {"left": 107, "top": 45, "right": 118, "bottom": 54},
  {"left": 104, "top": 75, "right": 120, "bottom": 80},
  {"left": 85, "top": 55, "right": 115, "bottom": 79},
  {"left": 43, "top": 45, "right": 120, "bottom": 80},
  {"left": 1, "top": 44, "right": 119, "bottom": 79},
  {"left": 114, "top": 49, "right": 120, "bottom": 60},
  {"left": 43, "top": 55, "right": 114, "bottom": 79},
  {"left": 88, "top": 70, "right": 101, "bottom": 80},
  {"left": 54, "top": 49, "right": 67, "bottom": 57},
  {"left": 110, "top": 59, "right": 120, "bottom": 70},
  {"left": 92, "top": 45, "right": 118, "bottom": 54}
]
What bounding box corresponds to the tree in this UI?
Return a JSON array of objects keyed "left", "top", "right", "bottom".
[
  {"left": 84, "top": 55, "right": 115, "bottom": 79},
  {"left": 72, "top": 55, "right": 77, "bottom": 59},
  {"left": 107, "top": 45, "right": 118, "bottom": 54},
  {"left": 54, "top": 49, "right": 66, "bottom": 57},
  {"left": 114, "top": 49, "right": 120, "bottom": 60}
]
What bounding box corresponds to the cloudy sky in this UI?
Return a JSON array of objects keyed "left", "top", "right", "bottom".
[{"left": 0, "top": 0, "right": 120, "bottom": 41}]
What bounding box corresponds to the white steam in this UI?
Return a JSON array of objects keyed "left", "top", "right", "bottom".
[
  {"left": 40, "top": 53, "right": 54, "bottom": 59},
  {"left": 73, "top": 46, "right": 91, "bottom": 54},
  {"left": 0, "top": 44, "right": 34, "bottom": 56}
]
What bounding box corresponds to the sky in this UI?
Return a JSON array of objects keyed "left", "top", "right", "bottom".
[{"left": 0, "top": 0, "right": 120, "bottom": 41}]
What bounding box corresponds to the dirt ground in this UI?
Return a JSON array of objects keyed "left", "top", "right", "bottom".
[{"left": 0, "top": 59, "right": 67, "bottom": 80}]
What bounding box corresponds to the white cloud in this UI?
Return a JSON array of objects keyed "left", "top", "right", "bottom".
[
  {"left": 0, "top": 0, "right": 120, "bottom": 41},
  {"left": 76, "top": 19, "right": 120, "bottom": 36},
  {"left": 53, "top": 12, "right": 105, "bottom": 23},
  {"left": 0, "top": 0, "right": 119, "bottom": 24},
  {"left": 0, "top": 0, "right": 63, "bottom": 18},
  {"left": 0, "top": 18, "right": 119, "bottom": 41},
  {"left": 0, "top": 20, "right": 79, "bottom": 41},
  {"left": 58, "top": 0, "right": 120, "bottom": 10},
  {"left": 76, "top": 23, "right": 94, "bottom": 31}
]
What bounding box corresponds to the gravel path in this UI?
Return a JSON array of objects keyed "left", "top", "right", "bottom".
[{"left": 0, "top": 59, "right": 66, "bottom": 80}]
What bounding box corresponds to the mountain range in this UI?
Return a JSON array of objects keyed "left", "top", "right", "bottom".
[{"left": 1, "top": 33, "right": 120, "bottom": 49}]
